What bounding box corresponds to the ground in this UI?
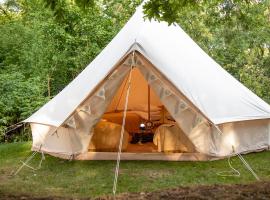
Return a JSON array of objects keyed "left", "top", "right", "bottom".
[
  {"left": 1, "top": 182, "right": 270, "bottom": 199},
  {"left": 100, "top": 181, "right": 270, "bottom": 200},
  {"left": 1, "top": 142, "right": 270, "bottom": 199}
]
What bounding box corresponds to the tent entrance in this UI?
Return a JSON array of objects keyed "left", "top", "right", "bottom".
[
  {"left": 85, "top": 55, "right": 200, "bottom": 157},
  {"left": 51, "top": 51, "right": 217, "bottom": 160}
]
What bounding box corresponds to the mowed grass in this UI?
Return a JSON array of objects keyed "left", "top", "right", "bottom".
[{"left": 0, "top": 142, "right": 270, "bottom": 198}]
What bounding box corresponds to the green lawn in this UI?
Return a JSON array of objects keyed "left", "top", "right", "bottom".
[{"left": 0, "top": 142, "right": 270, "bottom": 199}]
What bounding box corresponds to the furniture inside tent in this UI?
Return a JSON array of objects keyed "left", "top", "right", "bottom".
[{"left": 24, "top": 3, "right": 270, "bottom": 161}]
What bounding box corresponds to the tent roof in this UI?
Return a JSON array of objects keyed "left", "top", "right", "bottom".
[{"left": 24, "top": 4, "right": 270, "bottom": 127}]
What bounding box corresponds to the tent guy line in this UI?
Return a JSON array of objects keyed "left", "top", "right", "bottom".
[{"left": 113, "top": 52, "right": 135, "bottom": 197}]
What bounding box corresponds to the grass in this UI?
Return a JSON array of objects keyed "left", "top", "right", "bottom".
[{"left": 0, "top": 142, "right": 270, "bottom": 198}]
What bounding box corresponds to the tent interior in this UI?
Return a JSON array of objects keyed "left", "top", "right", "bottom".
[{"left": 83, "top": 54, "right": 201, "bottom": 160}]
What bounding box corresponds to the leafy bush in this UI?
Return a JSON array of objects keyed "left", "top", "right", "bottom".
[{"left": 0, "top": 73, "right": 49, "bottom": 142}]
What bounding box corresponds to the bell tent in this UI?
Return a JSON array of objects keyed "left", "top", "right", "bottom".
[{"left": 24, "top": 4, "right": 270, "bottom": 161}]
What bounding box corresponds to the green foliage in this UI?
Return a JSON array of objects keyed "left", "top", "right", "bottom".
[
  {"left": 0, "top": 0, "right": 139, "bottom": 142},
  {"left": 143, "top": 0, "right": 267, "bottom": 24},
  {"left": 0, "top": 72, "right": 47, "bottom": 142}
]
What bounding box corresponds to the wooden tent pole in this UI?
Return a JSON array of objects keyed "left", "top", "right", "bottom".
[{"left": 148, "top": 84, "right": 150, "bottom": 121}]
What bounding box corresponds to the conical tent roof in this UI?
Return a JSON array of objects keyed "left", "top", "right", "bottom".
[{"left": 24, "top": 4, "right": 270, "bottom": 127}]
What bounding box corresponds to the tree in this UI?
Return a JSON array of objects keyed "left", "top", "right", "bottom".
[{"left": 0, "top": 0, "right": 140, "bottom": 142}]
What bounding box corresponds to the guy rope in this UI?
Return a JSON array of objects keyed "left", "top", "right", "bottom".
[{"left": 112, "top": 51, "right": 135, "bottom": 198}]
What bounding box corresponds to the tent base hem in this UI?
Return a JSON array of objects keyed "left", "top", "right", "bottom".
[
  {"left": 32, "top": 146, "right": 81, "bottom": 160},
  {"left": 32, "top": 146, "right": 213, "bottom": 161},
  {"left": 32, "top": 146, "right": 270, "bottom": 161},
  {"left": 75, "top": 152, "right": 213, "bottom": 161}
]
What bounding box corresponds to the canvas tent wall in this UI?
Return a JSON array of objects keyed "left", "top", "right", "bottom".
[{"left": 24, "top": 3, "right": 270, "bottom": 160}]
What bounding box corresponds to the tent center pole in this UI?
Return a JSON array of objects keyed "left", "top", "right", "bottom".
[{"left": 148, "top": 84, "right": 150, "bottom": 121}]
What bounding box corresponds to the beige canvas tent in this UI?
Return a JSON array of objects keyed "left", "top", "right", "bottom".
[{"left": 24, "top": 4, "right": 270, "bottom": 161}]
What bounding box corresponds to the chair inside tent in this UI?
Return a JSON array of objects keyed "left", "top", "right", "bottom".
[{"left": 75, "top": 52, "right": 212, "bottom": 161}]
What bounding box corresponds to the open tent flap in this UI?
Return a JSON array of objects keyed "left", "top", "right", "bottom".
[
  {"left": 30, "top": 52, "right": 270, "bottom": 159},
  {"left": 135, "top": 54, "right": 218, "bottom": 155},
  {"left": 31, "top": 55, "right": 132, "bottom": 156}
]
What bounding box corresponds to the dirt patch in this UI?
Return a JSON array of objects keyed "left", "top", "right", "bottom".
[
  {"left": 0, "top": 168, "right": 13, "bottom": 183},
  {"left": 1, "top": 181, "right": 270, "bottom": 200},
  {"left": 98, "top": 181, "right": 270, "bottom": 200}
]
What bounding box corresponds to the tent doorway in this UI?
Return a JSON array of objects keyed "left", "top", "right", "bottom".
[
  {"left": 89, "top": 67, "right": 194, "bottom": 153},
  {"left": 77, "top": 53, "right": 211, "bottom": 161}
]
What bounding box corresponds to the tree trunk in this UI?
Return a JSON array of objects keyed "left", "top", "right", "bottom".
[{"left": 47, "top": 74, "right": 51, "bottom": 98}]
